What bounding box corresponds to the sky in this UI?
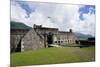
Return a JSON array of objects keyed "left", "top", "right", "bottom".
[{"left": 11, "top": 0, "right": 96, "bottom": 36}]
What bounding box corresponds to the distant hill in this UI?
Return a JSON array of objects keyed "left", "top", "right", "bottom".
[
  {"left": 74, "top": 32, "right": 94, "bottom": 39},
  {"left": 11, "top": 21, "right": 32, "bottom": 29}
]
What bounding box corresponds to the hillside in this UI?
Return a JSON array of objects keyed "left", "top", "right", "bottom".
[
  {"left": 74, "top": 32, "right": 94, "bottom": 39},
  {"left": 10, "top": 21, "right": 32, "bottom": 29}
]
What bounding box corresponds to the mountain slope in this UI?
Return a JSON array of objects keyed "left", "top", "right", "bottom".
[
  {"left": 11, "top": 21, "right": 32, "bottom": 29},
  {"left": 74, "top": 32, "right": 94, "bottom": 39}
]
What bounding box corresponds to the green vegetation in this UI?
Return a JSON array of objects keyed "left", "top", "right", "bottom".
[
  {"left": 11, "top": 21, "right": 32, "bottom": 29},
  {"left": 11, "top": 46, "right": 95, "bottom": 67},
  {"left": 78, "top": 38, "right": 88, "bottom": 40}
]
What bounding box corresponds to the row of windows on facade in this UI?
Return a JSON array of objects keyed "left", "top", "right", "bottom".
[{"left": 54, "top": 39, "right": 75, "bottom": 44}]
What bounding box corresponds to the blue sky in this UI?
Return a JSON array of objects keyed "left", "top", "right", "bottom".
[
  {"left": 79, "top": 5, "right": 95, "bottom": 20},
  {"left": 11, "top": 1, "right": 95, "bottom": 36},
  {"left": 17, "top": 1, "right": 34, "bottom": 17}
]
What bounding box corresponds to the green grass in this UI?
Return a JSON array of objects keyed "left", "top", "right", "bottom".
[{"left": 11, "top": 46, "right": 95, "bottom": 67}]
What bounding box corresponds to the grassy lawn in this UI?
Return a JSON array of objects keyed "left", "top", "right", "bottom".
[{"left": 11, "top": 46, "right": 95, "bottom": 67}]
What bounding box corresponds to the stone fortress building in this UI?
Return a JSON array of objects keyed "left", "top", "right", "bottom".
[{"left": 11, "top": 22, "right": 78, "bottom": 52}]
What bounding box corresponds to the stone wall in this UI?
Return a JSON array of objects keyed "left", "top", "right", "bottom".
[
  {"left": 10, "top": 34, "right": 23, "bottom": 52},
  {"left": 21, "top": 29, "right": 45, "bottom": 51},
  {"left": 53, "top": 32, "right": 77, "bottom": 46},
  {"left": 10, "top": 29, "right": 29, "bottom": 52}
]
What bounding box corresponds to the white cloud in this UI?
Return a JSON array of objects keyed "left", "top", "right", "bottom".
[
  {"left": 11, "top": 1, "right": 95, "bottom": 36},
  {"left": 79, "top": 13, "right": 95, "bottom": 36},
  {"left": 11, "top": 1, "right": 27, "bottom": 22},
  {"left": 27, "top": 11, "right": 58, "bottom": 28}
]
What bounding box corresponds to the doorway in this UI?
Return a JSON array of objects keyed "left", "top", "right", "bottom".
[{"left": 47, "top": 33, "right": 53, "bottom": 44}]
